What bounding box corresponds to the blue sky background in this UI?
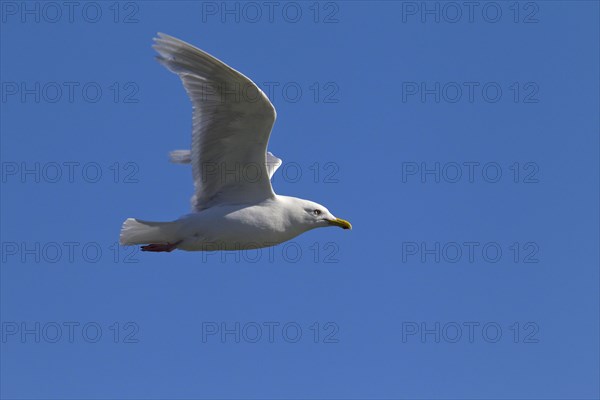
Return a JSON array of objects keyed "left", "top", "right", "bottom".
[{"left": 1, "top": 1, "right": 599, "bottom": 399}]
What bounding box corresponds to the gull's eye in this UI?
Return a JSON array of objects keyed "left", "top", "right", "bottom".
[{"left": 313, "top": 209, "right": 322, "bottom": 216}]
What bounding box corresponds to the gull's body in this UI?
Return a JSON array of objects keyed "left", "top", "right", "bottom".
[{"left": 120, "top": 33, "right": 350, "bottom": 252}]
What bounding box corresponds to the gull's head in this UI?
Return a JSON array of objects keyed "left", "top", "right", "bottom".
[{"left": 287, "top": 198, "right": 352, "bottom": 231}]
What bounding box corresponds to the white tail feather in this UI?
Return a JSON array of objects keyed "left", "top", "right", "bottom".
[{"left": 119, "top": 218, "right": 180, "bottom": 245}]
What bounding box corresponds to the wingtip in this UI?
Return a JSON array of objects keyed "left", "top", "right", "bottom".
[
  {"left": 153, "top": 32, "right": 170, "bottom": 44},
  {"left": 155, "top": 32, "right": 178, "bottom": 42}
]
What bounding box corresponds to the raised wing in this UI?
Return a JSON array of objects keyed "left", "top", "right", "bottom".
[{"left": 153, "top": 33, "right": 277, "bottom": 211}]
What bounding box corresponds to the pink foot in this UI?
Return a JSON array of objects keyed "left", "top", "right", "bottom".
[{"left": 141, "top": 241, "right": 181, "bottom": 252}]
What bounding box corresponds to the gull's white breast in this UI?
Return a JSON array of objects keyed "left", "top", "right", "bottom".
[{"left": 175, "top": 198, "right": 308, "bottom": 251}]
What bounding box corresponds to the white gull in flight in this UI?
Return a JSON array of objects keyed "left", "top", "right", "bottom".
[{"left": 120, "top": 33, "right": 351, "bottom": 252}]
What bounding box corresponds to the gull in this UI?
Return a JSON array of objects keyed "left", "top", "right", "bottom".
[{"left": 120, "top": 33, "right": 351, "bottom": 253}]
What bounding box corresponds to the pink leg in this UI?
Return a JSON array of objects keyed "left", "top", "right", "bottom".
[{"left": 141, "top": 241, "right": 181, "bottom": 252}]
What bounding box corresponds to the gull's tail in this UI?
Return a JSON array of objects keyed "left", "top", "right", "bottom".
[{"left": 119, "top": 218, "right": 181, "bottom": 246}]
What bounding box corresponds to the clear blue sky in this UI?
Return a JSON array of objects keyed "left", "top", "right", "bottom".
[{"left": 1, "top": 1, "right": 599, "bottom": 399}]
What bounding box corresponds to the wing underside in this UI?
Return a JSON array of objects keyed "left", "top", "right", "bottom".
[{"left": 153, "top": 33, "right": 278, "bottom": 211}]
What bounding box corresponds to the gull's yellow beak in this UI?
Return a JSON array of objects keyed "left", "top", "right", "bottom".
[{"left": 327, "top": 218, "right": 352, "bottom": 230}]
